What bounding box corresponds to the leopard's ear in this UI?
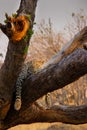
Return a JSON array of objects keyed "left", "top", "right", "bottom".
[{"left": 5, "top": 13, "right": 11, "bottom": 21}]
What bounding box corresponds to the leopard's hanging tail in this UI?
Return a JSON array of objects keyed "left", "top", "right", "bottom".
[
  {"left": 14, "top": 63, "right": 30, "bottom": 111},
  {"left": 14, "top": 76, "right": 22, "bottom": 111},
  {"left": 14, "top": 98, "right": 22, "bottom": 111}
]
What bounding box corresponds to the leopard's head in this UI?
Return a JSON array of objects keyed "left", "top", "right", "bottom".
[{"left": 4, "top": 15, "right": 30, "bottom": 42}]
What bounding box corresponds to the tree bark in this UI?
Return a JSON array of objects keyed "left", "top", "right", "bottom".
[{"left": 0, "top": 0, "right": 87, "bottom": 130}]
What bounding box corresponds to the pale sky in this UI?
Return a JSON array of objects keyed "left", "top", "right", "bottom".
[
  {"left": 0, "top": 0, "right": 87, "bottom": 30},
  {"left": 0, "top": 0, "right": 87, "bottom": 60}
]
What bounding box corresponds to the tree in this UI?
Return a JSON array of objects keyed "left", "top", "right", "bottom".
[{"left": 0, "top": 0, "right": 87, "bottom": 129}]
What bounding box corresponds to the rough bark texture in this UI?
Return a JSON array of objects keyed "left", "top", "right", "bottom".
[{"left": 0, "top": 0, "right": 87, "bottom": 130}]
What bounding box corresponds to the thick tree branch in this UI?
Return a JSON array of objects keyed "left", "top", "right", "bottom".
[
  {"left": 2, "top": 98, "right": 87, "bottom": 129},
  {"left": 22, "top": 49, "right": 87, "bottom": 106},
  {"left": 37, "top": 104, "right": 87, "bottom": 124}
]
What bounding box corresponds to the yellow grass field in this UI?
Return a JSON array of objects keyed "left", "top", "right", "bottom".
[{"left": 9, "top": 123, "right": 87, "bottom": 130}]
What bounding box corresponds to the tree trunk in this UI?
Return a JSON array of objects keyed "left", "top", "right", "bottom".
[{"left": 0, "top": 0, "right": 38, "bottom": 125}]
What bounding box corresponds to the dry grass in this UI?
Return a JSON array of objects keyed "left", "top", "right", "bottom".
[{"left": 9, "top": 123, "right": 87, "bottom": 130}]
